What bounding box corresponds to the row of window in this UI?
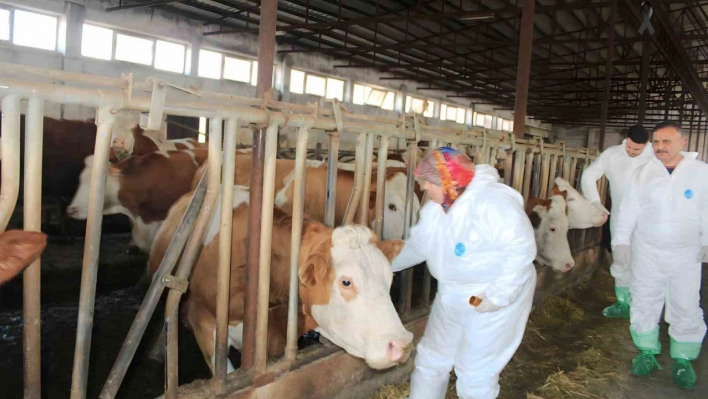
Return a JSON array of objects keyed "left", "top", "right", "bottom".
[{"left": 0, "top": 7, "right": 515, "bottom": 131}]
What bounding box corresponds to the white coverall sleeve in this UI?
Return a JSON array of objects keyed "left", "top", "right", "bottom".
[
  {"left": 580, "top": 151, "right": 606, "bottom": 203},
  {"left": 390, "top": 206, "right": 430, "bottom": 272},
  {"left": 702, "top": 178, "right": 708, "bottom": 246},
  {"left": 481, "top": 196, "right": 537, "bottom": 308},
  {"left": 612, "top": 169, "right": 641, "bottom": 247}
]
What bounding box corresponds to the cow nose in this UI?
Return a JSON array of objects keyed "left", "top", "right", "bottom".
[
  {"left": 565, "top": 260, "right": 575, "bottom": 271},
  {"left": 387, "top": 340, "right": 411, "bottom": 363}
]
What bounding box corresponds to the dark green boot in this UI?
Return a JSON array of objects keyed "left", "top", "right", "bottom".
[
  {"left": 673, "top": 359, "right": 697, "bottom": 390},
  {"left": 603, "top": 286, "right": 630, "bottom": 318},
  {"left": 631, "top": 352, "right": 661, "bottom": 376}
]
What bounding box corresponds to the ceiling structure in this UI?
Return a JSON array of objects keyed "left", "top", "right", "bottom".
[{"left": 108, "top": 0, "right": 708, "bottom": 130}]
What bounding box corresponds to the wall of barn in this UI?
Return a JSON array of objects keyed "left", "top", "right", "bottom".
[
  {"left": 1, "top": 0, "right": 556, "bottom": 153},
  {"left": 550, "top": 125, "right": 626, "bottom": 151}
]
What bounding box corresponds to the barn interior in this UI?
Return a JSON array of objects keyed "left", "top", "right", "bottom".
[{"left": 0, "top": 1, "right": 706, "bottom": 398}]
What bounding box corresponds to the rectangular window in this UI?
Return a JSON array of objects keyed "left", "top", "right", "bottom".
[
  {"left": 290, "top": 69, "right": 305, "bottom": 94},
  {"left": 251, "top": 61, "right": 258, "bottom": 86},
  {"left": 0, "top": 9, "right": 10, "bottom": 41},
  {"left": 81, "top": 24, "right": 113, "bottom": 60},
  {"left": 305, "top": 74, "right": 326, "bottom": 97},
  {"left": 441, "top": 104, "right": 467, "bottom": 124},
  {"left": 154, "top": 40, "right": 185, "bottom": 73},
  {"left": 474, "top": 112, "right": 493, "bottom": 129},
  {"left": 223, "top": 56, "right": 252, "bottom": 83},
  {"left": 353, "top": 83, "right": 396, "bottom": 110},
  {"left": 495, "top": 118, "right": 503, "bottom": 131},
  {"left": 406, "top": 96, "right": 435, "bottom": 117},
  {"left": 198, "top": 49, "right": 223, "bottom": 79},
  {"left": 115, "top": 33, "right": 153, "bottom": 65},
  {"left": 382, "top": 91, "right": 395, "bottom": 110},
  {"left": 13, "top": 10, "right": 58, "bottom": 51},
  {"left": 326, "top": 77, "right": 344, "bottom": 100}
]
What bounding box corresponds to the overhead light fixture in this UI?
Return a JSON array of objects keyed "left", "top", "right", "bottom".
[{"left": 460, "top": 13, "right": 496, "bottom": 21}]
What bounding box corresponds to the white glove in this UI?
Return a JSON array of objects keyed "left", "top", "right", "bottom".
[
  {"left": 591, "top": 200, "right": 610, "bottom": 215},
  {"left": 472, "top": 293, "right": 502, "bottom": 313},
  {"left": 699, "top": 246, "right": 708, "bottom": 263},
  {"left": 613, "top": 244, "right": 631, "bottom": 267}
]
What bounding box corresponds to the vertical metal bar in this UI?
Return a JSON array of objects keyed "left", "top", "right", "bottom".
[
  {"left": 562, "top": 156, "right": 572, "bottom": 181},
  {"left": 532, "top": 154, "right": 541, "bottom": 198},
  {"left": 546, "top": 155, "right": 559, "bottom": 195},
  {"left": 599, "top": 0, "right": 617, "bottom": 151},
  {"left": 358, "top": 133, "right": 375, "bottom": 226},
  {"left": 638, "top": 38, "right": 651, "bottom": 126},
  {"left": 569, "top": 157, "right": 579, "bottom": 188},
  {"left": 99, "top": 171, "right": 208, "bottom": 399},
  {"left": 325, "top": 133, "right": 339, "bottom": 228},
  {"left": 664, "top": 83, "right": 671, "bottom": 120},
  {"left": 24, "top": 97, "right": 43, "bottom": 399},
  {"left": 215, "top": 117, "right": 238, "bottom": 382},
  {"left": 522, "top": 151, "right": 533, "bottom": 202},
  {"left": 165, "top": 117, "right": 222, "bottom": 399},
  {"left": 253, "top": 122, "right": 279, "bottom": 372},
  {"left": 0, "top": 95, "right": 21, "bottom": 232},
  {"left": 513, "top": 0, "right": 535, "bottom": 139},
  {"left": 539, "top": 154, "right": 551, "bottom": 199},
  {"left": 503, "top": 150, "right": 513, "bottom": 186},
  {"left": 147, "top": 79, "right": 167, "bottom": 133},
  {"left": 71, "top": 111, "right": 116, "bottom": 399},
  {"left": 374, "top": 135, "right": 390, "bottom": 238},
  {"left": 402, "top": 143, "right": 420, "bottom": 310},
  {"left": 511, "top": 150, "right": 524, "bottom": 193},
  {"left": 244, "top": 0, "right": 278, "bottom": 372},
  {"left": 343, "top": 133, "right": 366, "bottom": 225},
  {"left": 285, "top": 126, "right": 310, "bottom": 361}
]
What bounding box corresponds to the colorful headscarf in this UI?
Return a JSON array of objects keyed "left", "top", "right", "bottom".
[{"left": 414, "top": 147, "right": 475, "bottom": 211}]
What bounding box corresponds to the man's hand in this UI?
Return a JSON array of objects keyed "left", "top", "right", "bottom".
[
  {"left": 699, "top": 247, "right": 708, "bottom": 263},
  {"left": 613, "top": 244, "right": 631, "bottom": 267},
  {"left": 472, "top": 293, "right": 503, "bottom": 313},
  {"left": 591, "top": 200, "right": 611, "bottom": 215}
]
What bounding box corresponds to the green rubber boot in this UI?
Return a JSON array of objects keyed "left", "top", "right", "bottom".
[
  {"left": 631, "top": 352, "right": 661, "bottom": 376},
  {"left": 603, "top": 286, "right": 630, "bottom": 318},
  {"left": 673, "top": 359, "right": 697, "bottom": 390}
]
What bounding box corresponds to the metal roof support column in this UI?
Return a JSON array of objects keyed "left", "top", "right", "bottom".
[
  {"left": 599, "top": 0, "right": 617, "bottom": 151},
  {"left": 638, "top": 38, "right": 651, "bottom": 126},
  {"left": 513, "top": 0, "right": 535, "bottom": 140},
  {"left": 243, "top": 0, "right": 278, "bottom": 373}
]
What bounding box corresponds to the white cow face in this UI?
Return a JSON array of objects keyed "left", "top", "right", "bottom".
[
  {"left": 304, "top": 225, "right": 413, "bottom": 370},
  {"left": 369, "top": 173, "right": 421, "bottom": 240},
  {"left": 554, "top": 177, "right": 608, "bottom": 229},
  {"left": 532, "top": 195, "right": 575, "bottom": 273},
  {"left": 66, "top": 155, "right": 123, "bottom": 220}
]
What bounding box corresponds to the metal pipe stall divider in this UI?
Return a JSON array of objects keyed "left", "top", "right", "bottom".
[
  {"left": 511, "top": 150, "right": 525, "bottom": 193},
  {"left": 147, "top": 78, "right": 167, "bottom": 134},
  {"left": 215, "top": 117, "right": 239, "bottom": 382},
  {"left": 286, "top": 124, "right": 312, "bottom": 361},
  {"left": 374, "top": 134, "right": 391, "bottom": 238},
  {"left": 165, "top": 117, "right": 223, "bottom": 399},
  {"left": 342, "top": 133, "right": 366, "bottom": 225},
  {"left": 398, "top": 142, "right": 417, "bottom": 313},
  {"left": 546, "top": 155, "right": 559, "bottom": 195},
  {"left": 522, "top": 152, "right": 534, "bottom": 203},
  {"left": 0, "top": 95, "right": 20, "bottom": 232},
  {"left": 99, "top": 168, "right": 209, "bottom": 399},
  {"left": 70, "top": 104, "right": 118, "bottom": 399},
  {"left": 24, "top": 97, "right": 43, "bottom": 399},
  {"left": 358, "top": 133, "right": 375, "bottom": 226},
  {"left": 539, "top": 154, "right": 551, "bottom": 199},
  {"left": 325, "top": 132, "right": 340, "bottom": 228},
  {"left": 253, "top": 121, "right": 282, "bottom": 374}
]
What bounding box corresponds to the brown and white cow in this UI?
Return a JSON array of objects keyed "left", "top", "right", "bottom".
[
  {"left": 0, "top": 230, "right": 47, "bottom": 286},
  {"left": 110, "top": 114, "right": 205, "bottom": 162},
  {"left": 552, "top": 177, "right": 608, "bottom": 229},
  {"left": 526, "top": 182, "right": 576, "bottom": 273},
  {"left": 149, "top": 186, "right": 414, "bottom": 373},
  {"left": 192, "top": 155, "right": 421, "bottom": 241},
  {"left": 66, "top": 149, "right": 208, "bottom": 252}
]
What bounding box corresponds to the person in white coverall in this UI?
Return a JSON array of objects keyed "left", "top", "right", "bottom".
[
  {"left": 613, "top": 121, "right": 708, "bottom": 390},
  {"left": 581, "top": 125, "right": 654, "bottom": 318},
  {"left": 390, "top": 147, "right": 537, "bottom": 399}
]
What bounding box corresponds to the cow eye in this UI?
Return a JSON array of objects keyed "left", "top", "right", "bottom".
[
  {"left": 342, "top": 280, "right": 351, "bottom": 287},
  {"left": 388, "top": 204, "right": 397, "bottom": 211},
  {"left": 550, "top": 228, "right": 556, "bottom": 232}
]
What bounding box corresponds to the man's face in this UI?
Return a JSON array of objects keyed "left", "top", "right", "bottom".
[
  {"left": 652, "top": 127, "right": 685, "bottom": 163},
  {"left": 624, "top": 138, "right": 646, "bottom": 158}
]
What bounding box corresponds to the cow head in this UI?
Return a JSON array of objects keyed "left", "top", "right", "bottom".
[
  {"left": 300, "top": 225, "right": 413, "bottom": 370},
  {"left": 529, "top": 195, "right": 575, "bottom": 273},
  {"left": 368, "top": 172, "right": 421, "bottom": 240},
  {"left": 66, "top": 155, "right": 124, "bottom": 219},
  {"left": 553, "top": 177, "right": 608, "bottom": 229}
]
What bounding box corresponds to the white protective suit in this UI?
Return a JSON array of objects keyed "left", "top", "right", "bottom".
[
  {"left": 581, "top": 139, "right": 654, "bottom": 288},
  {"left": 391, "top": 165, "right": 537, "bottom": 399},
  {"left": 612, "top": 152, "right": 708, "bottom": 360}
]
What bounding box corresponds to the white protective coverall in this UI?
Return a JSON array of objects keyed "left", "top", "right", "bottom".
[
  {"left": 391, "top": 165, "right": 537, "bottom": 399},
  {"left": 613, "top": 152, "right": 708, "bottom": 360},
  {"left": 581, "top": 139, "right": 654, "bottom": 291}
]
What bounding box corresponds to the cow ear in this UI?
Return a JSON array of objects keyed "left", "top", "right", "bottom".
[
  {"left": 377, "top": 240, "right": 404, "bottom": 263},
  {"left": 532, "top": 205, "right": 548, "bottom": 218},
  {"left": 299, "top": 254, "right": 330, "bottom": 289},
  {"left": 0, "top": 231, "right": 47, "bottom": 285}
]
